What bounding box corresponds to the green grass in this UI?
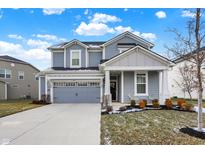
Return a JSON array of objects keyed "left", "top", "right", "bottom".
[
  {"left": 101, "top": 110, "right": 205, "bottom": 145},
  {"left": 0, "top": 99, "right": 45, "bottom": 118}
]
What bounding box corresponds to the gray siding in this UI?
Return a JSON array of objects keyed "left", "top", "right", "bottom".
[
  {"left": 40, "top": 77, "right": 45, "bottom": 96},
  {"left": 105, "top": 36, "right": 149, "bottom": 59},
  {"left": 148, "top": 71, "right": 159, "bottom": 99},
  {"left": 53, "top": 52, "right": 64, "bottom": 67},
  {"left": 88, "top": 52, "right": 102, "bottom": 67},
  {"left": 66, "top": 44, "right": 86, "bottom": 67},
  {"left": 0, "top": 82, "right": 6, "bottom": 100},
  {"left": 109, "top": 48, "right": 165, "bottom": 67},
  {"left": 123, "top": 71, "right": 159, "bottom": 102}
]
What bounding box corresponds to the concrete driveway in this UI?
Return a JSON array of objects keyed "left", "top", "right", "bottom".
[{"left": 0, "top": 103, "right": 101, "bottom": 145}]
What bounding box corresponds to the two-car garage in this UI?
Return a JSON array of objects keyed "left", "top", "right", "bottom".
[{"left": 53, "top": 80, "right": 101, "bottom": 103}]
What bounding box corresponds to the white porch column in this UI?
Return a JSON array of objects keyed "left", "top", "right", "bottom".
[
  {"left": 5, "top": 83, "right": 7, "bottom": 100},
  {"left": 104, "top": 70, "right": 111, "bottom": 105},
  {"left": 100, "top": 78, "right": 103, "bottom": 103},
  {"left": 163, "top": 69, "right": 169, "bottom": 99},
  {"left": 45, "top": 76, "right": 48, "bottom": 95},
  {"left": 50, "top": 82, "right": 54, "bottom": 103},
  {"left": 159, "top": 71, "right": 163, "bottom": 104},
  {"left": 64, "top": 48, "right": 66, "bottom": 68},
  {"left": 121, "top": 71, "right": 124, "bottom": 103},
  {"left": 38, "top": 77, "right": 41, "bottom": 100}
]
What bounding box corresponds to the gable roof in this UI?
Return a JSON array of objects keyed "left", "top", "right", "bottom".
[
  {"left": 100, "top": 45, "right": 175, "bottom": 67},
  {"left": 0, "top": 55, "right": 40, "bottom": 71},
  {"left": 101, "top": 31, "right": 154, "bottom": 48}
]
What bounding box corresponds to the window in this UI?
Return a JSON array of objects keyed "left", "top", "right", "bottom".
[
  {"left": 18, "top": 71, "right": 24, "bottom": 80},
  {"left": 0, "top": 69, "right": 11, "bottom": 79},
  {"left": 70, "top": 50, "right": 81, "bottom": 67},
  {"left": 135, "top": 72, "right": 148, "bottom": 95},
  {"left": 118, "top": 48, "right": 129, "bottom": 53}
]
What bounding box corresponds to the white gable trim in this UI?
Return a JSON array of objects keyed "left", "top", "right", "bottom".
[
  {"left": 102, "top": 31, "right": 154, "bottom": 47},
  {"left": 101, "top": 45, "right": 174, "bottom": 67},
  {"left": 63, "top": 39, "right": 88, "bottom": 49}
]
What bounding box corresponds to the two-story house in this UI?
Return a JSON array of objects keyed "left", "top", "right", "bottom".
[
  {"left": 0, "top": 55, "right": 39, "bottom": 100},
  {"left": 37, "top": 31, "right": 174, "bottom": 104}
]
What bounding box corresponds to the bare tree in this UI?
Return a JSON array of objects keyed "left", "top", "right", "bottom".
[
  {"left": 166, "top": 8, "right": 205, "bottom": 131},
  {"left": 175, "top": 64, "right": 197, "bottom": 102}
]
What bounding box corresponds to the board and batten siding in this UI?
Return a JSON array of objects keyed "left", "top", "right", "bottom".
[
  {"left": 88, "top": 52, "right": 102, "bottom": 67},
  {"left": 66, "top": 44, "right": 86, "bottom": 67},
  {"left": 53, "top": 52, "right": 64, "bottom": 67},
  {"left": 122, "top": 71, "right": 159, "bottom": 102},
  {"left": 40, "top": 77, "right": 45, "bottom": 96},
  {"left": 109, "top": 48, "right": 165, "bottom": 67},
  {"left": 105, "top": 36, "right": 150, "bottom": 59}
]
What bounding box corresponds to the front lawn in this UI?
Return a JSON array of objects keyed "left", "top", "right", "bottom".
[
  {"left": 0, "top": 99, "right": 45, "bottom": 118},
  {"left": 101, "top": 110, "right": 205, "bottom": 144}
]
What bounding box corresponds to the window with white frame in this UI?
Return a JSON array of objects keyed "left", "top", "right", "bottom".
[
  {"left": 18, "top": 71, "right": 24, "bottom": 80},
  {"left": 0, "top": 69, "right": 11, "bottom": 79},
  {"left": 135, "top": 73, "right": 148, "bottom": 95},
  {"left": 70, "top": 50, "right": 81, "bottom": 67}
]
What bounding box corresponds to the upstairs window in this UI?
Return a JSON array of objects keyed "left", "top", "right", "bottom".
[
  {"left": 18, "top": 71, "right": 24, "bottom": 80},
  {"left": 0, "top": 69, "right": 11, "bottom": 79},
  {"left": 70, "top": 50, "right": 81, "bottom": 67}
]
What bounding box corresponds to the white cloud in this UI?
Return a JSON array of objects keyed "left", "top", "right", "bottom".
[
  {"left": 140, "top": 33, "right": 156, "bottom": 41},
  {"left": 75, "top": 22, "right": 114, "bottom": 36},
  {"left": 114, "top": 26, "right": 133, "bottom": 33},
  {"left": 181, "top": 10, "right": 195, "bottom": 18},
  {"left": 75, "top": 15, "right": 81, "bottom": 21},
  {"left": 0, "top": 9, "right": 3, "bottom": 19},
  {"left": 33, "top": 34, "right": 66, "bottom": 42},
  {"left": 91, "top": 13, "right": 121, "bottom": 23},
  {"left": 42, "top": 8, "right": 65, "bottom": 15},
  {"left": 24, "top": 49, "right": 50, "bottom": 60},
  {"left": 27, "top": 39, "right": 51, "bottom": 49},
  {"left": 84, "top": 9, "right": 89, "bottom": 15},
  {"left": 0, "top": 41, "right": 23, "bottom": 55},
  {"left": 155, "top": 11, "right": 166, "bottom": 19},
  {"left": 124, "top": 8, "right": 128, "bottom": 12},
  {"left": 8, "top": 34, "right": 23, "bottom": 40}
]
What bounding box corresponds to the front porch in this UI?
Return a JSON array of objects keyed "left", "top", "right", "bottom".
[{"left": 103, "top": 69, "right": 170, "bottom": 106}]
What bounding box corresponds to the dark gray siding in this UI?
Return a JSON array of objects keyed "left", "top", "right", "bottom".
[
  {"left": 53, "top": 52, "right": 64, "bottom": 67},
  {"left": 66, "top": 44, "right": 86, "bottom": 67},
  {"left": 53, "top": 87, "right": 100, "bottom": 103},
  {"left": 40, "top": 77, "right": 45, "bottom": 96},
  {"left": 88, "top": 52, "right": 102, "bottom": 67},
  {"left": 105, "top": 36, "right": 149, "bottom": 59}
]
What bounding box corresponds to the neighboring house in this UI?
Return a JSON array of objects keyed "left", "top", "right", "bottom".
[
  {"left": 38, "top": 31, "right": 174, "bottom": 104},
  {"left": 0, "top": 55, "right": 39, "bottom": 100},
  {"left": 168, "top": 47, "right": 205, "bottom": 99}
]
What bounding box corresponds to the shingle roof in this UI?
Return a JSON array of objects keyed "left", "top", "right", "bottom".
[{"left": 0, "top": 55, "right": 40, "bottom": 71}]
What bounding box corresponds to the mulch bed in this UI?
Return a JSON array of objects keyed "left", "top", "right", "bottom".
[{"left": 180, "top": 127, "right": 205, "bottom": 140}]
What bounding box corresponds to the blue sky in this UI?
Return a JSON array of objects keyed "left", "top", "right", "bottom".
[{"left": 0, "top": 8, "right": 197, "bottom": 70}]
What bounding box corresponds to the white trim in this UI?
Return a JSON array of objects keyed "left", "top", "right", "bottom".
[
  {"left": 118, "top": 47, "right": 129, "bottom": 53},
  {"left": 4, "top": 83, "right": 7, "bottom": 100},
  {"left": 50, "top": 82, "right": 54, "bottom": 103},
  {"left": 159, "top": 71, "right": 163, "bottom": 104},
  {"left": 101, "top": 45, "right": 173, "bottom": 67},
  {"left": 104, "top": 66, "right": 169, "bottom": 71},
  {"left": 134, "top": 71, "right": 148, "bottom": 96},
  {"left": 51, "top": 52, "right": 53, "bottom": 67},
  {"left": 45, "top": 75, "right": 47, "bottom": 95},
  {"left": 18, "top": 71, "right": 24, "bottom": 80},
  {"left": 38, "top": 77, "right": 41, "bottom": 100},
  {"left": 63, "top": 39, "right": 88, "bottom": 48},
  {"left": 105, "top": 70, "right": 110, "bottom": 94},
  {"left": 48, "top": 76, "right": 104, "bottom": 80},
  {"left": 102, "top": 46, "right": 105, "bottom": 59},
  {"left": 70, "top": 50, "right": 81, "bottom": 68},
  {"left": 121, "top": 71, "right": 124, "bottom": 103},
  {"left": 64, "top": 48, "right": 66, "bottom": 68},
  {"left": 100, "top": 78, "right": 103, "bottom": 103},
  {"left": 102, "top": 31, "right": 154, "bottom": 47},
  {"left": 85, "top": 48, "right": 88, "bottom": 67}
]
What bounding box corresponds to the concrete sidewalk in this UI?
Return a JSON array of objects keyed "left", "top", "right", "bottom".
[{"left": 0, "top": 103, "right": 100, "bottom": 145}]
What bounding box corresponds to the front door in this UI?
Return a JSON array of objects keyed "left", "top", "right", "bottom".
[{"left": 110, "top": 81, "right": 117, "bottom": 101}]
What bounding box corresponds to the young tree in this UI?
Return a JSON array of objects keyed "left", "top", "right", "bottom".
[
  {"left": 166, "top": 8, "right": 205, "bottom": 131},
  {"left": 175, "top": 64, "right": 197, "bottom": 102}
]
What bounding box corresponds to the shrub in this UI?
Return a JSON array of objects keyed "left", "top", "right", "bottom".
[
  {"left": 185, "top": 103, "right": 194, "bottom": 111},
  {"left": 177, "top": 99, "right": 186, "bottom": 107},
  {"left": 142, "top": 99, "right": 148, "bottom": 106},
  {"left": 130, "top": 100, "right": 136, "bottom": 107},
  {"left": 165, "top": 99, "right": 172, "bottom": 109},
  {"left": 139, "top": 100, "right": 146, "bottom": 109},
  {"left": 152, "top": 99, "right": 159, "bottom": 108},
  {"left": 106, "top": 106, "right": 113, "bottom": 112},
  {"left": 119, "top": 106, "right": 127, "bottom": 111},
  {"left": 180, "top": 102, "right": 187, "bottom": 110}
]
